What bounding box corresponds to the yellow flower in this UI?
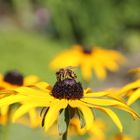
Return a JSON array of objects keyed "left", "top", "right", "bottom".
[
  {"left": 0, "top": 71, "right": 39, "bottom": 90},
  {"left": 50, "top": 45, "right": 125, "bottom": 81},
  {"left": 70, "top": 118, "right": 106, "bottom": 140},
  {"left": 0, "top": 70, "right": 40, "bottom": 126},
  {"left": 15, "top": 109, "right": 41, "bottom": 128},
  {"left": 119, "top": 79, "right": 140, "bottom": 105},
  {"left": 0, "top": 68, "right": 139, "bottom": 135}
]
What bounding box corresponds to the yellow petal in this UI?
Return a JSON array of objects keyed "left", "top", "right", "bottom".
[
  {"left": 106, "top": 88, "right": 125, "bottom": 102},
  {"left": 69, "top": 100, "right": 94, "bottom": 130},
  {"left": 95, "top": 106, "right": 123, "bottom": 132},
  {"left": 84, "top": 88, "right": 93, "bottom": 94},
  {"left": 120, "top": 80, "right": 140, "bottom": 93},
  {"left": 89, "top": 120, "right": 105, "bottom": 139},
  {"left": 114, "top": 104, "right": 140, "bottom": 119},
  {"left": 28, "top": 109, "right": 39, "bottom": 127},
  {"left": 12, "top": 101, "right": 50, "bottom": 122},
  {"left": 84, "top": 91, "right": 109, "bottom": 97},
  {"left": 34, "top": 82, "right": 52, "bottom": 90},
  {"left": 92, "top": 62, "right": 107, "bottom": 80},
  {"left": 127, "top": 89, "right": 140, "bottom": 105},
  {"left": 80, "top": 98, "right": 140, "bottom": 120},
  {"left": 0, "top": 95, "right": 25, "bottom": 107},
  {"left": 0, "top": 105, "right": 9, "bottom": 116},
  {"left": 44, "top": 99, "right": 68, "bottom": 132},
  {"left": 24, "top": 75, "right": 40, "bottom": 86},
  {"left": 81, "top": 98, "right": 125, "bottom": 106},
  {"left": 50, "top": 47, "right": 81, "bottom": 69},
  {"left": 14, "top": 87, "right": 52, "bottom": 99},
  {"left": 81, "top": 62, "right": 92, "bottom": 81}
]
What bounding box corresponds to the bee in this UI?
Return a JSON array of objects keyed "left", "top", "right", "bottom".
[{"left": 56, "top": 66, "right": 77, "bottom": 81}]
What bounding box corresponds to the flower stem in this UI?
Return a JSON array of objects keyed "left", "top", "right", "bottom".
[
  {"left": 62, "top": 107, "right": 70, "bottom": 140},
  {"left": 62, "top": 129, "right": 68, "bottom": 140}
]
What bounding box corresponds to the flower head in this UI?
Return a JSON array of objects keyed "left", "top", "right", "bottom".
[
  {"left": 0, "top": 70, "right": 39, "bottom": 90},
  {"left": 0, "top": 70, "right": 40, "bottom": 126},
  {"left": 0, "top": 68, "right": 139, "bottom": 135},
  {"left": 50, "top": 45, "right": 125, "bottom": 81}
]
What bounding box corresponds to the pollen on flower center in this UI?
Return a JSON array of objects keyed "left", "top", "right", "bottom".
[
  {"left": 4, "top": 70, "right": 24, "bottom": 86},
  {"left": 52, "top": 78, "right": 83, "bottom": 99}
]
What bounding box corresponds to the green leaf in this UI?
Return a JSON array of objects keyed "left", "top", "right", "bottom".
[
  {"left": 58, "top": 109, "right": 67, "bottom": 135},
  {"left": 77, "top": 109, "right": 86, "bottom": 128}
]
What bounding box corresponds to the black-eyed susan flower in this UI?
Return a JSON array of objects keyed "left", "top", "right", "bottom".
[
  {"left": 0, "top": 70, "right": 39, "bottom": 89},
  {"left": 0, "top": 70, "right": 40, "bottom": 127},
  {"left": 50, "top": 45, "right": 125, "bottom": 81},
  {"left": 0, "top": 68, "right": 139, "bottom": 140}
]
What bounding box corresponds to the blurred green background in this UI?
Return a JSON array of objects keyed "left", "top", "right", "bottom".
[{"left": 0, "top": 0, "right": 140, "bottom": 140}]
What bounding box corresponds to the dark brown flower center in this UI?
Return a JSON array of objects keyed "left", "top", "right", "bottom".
[
  {"left": 52, "top": 78, "right": 83, "bottom": 99},
  {"left": 83, "top": 48, "right": 92, "bottom": 54},
  {"left": 4, "top": 70, "right": 24, "bottom": 86}
]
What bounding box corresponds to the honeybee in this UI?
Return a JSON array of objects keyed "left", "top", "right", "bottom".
[{"left": 56, "top": 66, "right": 77, "bottom": 81}]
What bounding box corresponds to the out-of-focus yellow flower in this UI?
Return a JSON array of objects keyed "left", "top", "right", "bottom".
[
  {"left": 70, "top": 118, "right": 106, "bottom": 140},
  {"left": 112, "top": 134, "right": 133, "bottom": 140},
  {"left": 0, "top": 72, "right": 39, "bottom": 90},
  {"left": 15, "top": 109, "right": 41, "bottom": 128},
  {"left": 0, "top": 68, "right": 138, "bottom": 135},
  {"left": 0, "top": 70, "right": 40, "bottom": 127},
  {"left": 50, "top": 45, "right": 125, "bottom": 81}
]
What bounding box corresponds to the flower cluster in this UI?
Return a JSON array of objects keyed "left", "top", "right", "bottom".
[
  {"left": 0, "top": 45, "right": 139, "bottom": 140},
  {"left": 0, "top": 67, "right": 139, "bottom": 140}
]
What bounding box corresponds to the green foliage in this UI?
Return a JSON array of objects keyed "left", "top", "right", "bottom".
[
  {"left": 1, "top": 0, "right": 140, "bottom": 47},
  {"left": 42, "top": 0, "right": 140, "bottom": 47},
  {"left": 0, "top": 29, "right": 69, "bottom": 84}
]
